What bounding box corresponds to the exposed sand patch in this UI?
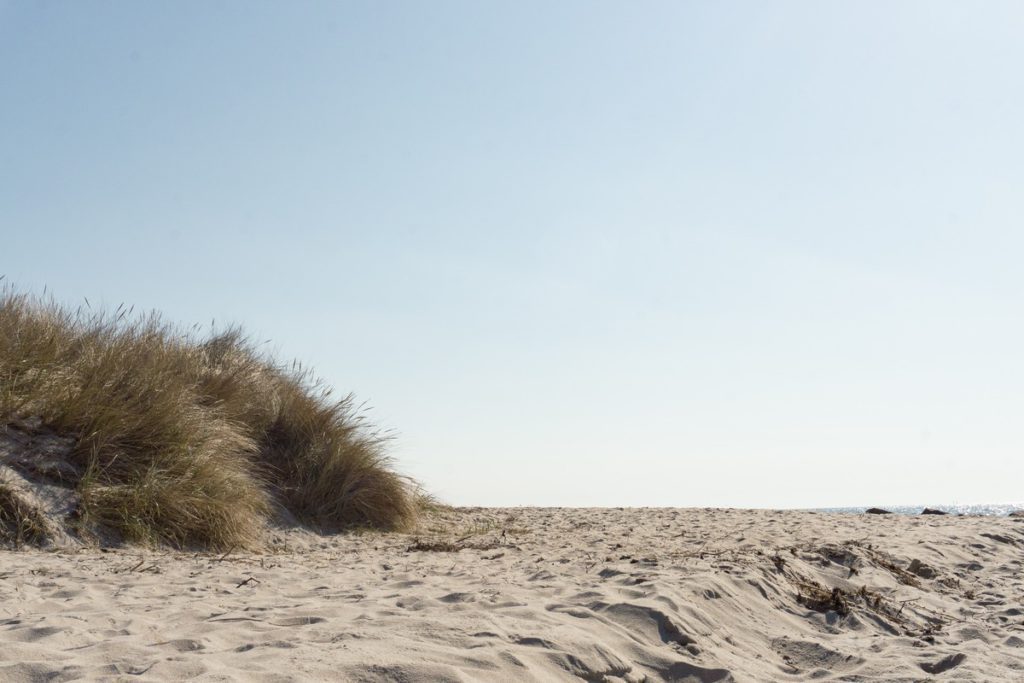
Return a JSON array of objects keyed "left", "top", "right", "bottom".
[{"left": 1, "top": 508, "right": 1023, "bottom": 681}]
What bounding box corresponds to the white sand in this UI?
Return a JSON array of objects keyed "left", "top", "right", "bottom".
[{"left": 1, "top": 508, "right": 1023, "bottom": 681}]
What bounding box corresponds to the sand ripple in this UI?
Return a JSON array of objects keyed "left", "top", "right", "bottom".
[{"left": 2, "top": 508, "right": 1023, "bottom": 681}]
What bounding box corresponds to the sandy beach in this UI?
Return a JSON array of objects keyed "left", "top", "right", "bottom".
[
  {"left": 1, "top": 507, "right": 1022, "bottom": 682},
  {"left": 6, "top": 1, "right": 1024, "bottom": 681}
]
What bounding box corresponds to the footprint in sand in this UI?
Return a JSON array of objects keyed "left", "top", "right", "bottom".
[
  {"left": 235, "top": 640, "right": 298, "bottom": 652},
  {"left": 8, "top": 625, "right": 63, "bottom": 641},
  {"left": 152, "top": 639, "right": 205, "bottom": 652},
  {"left": 396, "top": 596, "right": 428, "bottom": 610},
  {"left": 771, "top": 637, "right": 864, "bottom": 674},
  {"left": 269, "top": 616, "right": 326, "bottom": 627},
  {"left": 658, "top": 661, "right": 735, "bottom": 683},
  {"left": 588, "top": 602, "right": 697, "bottom": 647},
  {"left": 920, "top": 652, "right": 966, "bottom": 674}
]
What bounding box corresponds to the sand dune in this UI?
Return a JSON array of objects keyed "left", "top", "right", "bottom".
[{"left": 2, "top": 508, "right": 1023, "bottom": 681}]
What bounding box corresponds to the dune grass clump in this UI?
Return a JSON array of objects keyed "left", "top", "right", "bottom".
[
  {"left": 193, "top": 330, "right": 419, "bottom": 532},
  {"left": 0, "top": 288, "right": 418, "bottom": 549},
  {"left": 0, "top": 480, "right": 51, "bottom": 547}
]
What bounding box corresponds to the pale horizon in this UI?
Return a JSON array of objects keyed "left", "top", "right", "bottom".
[{"left": 3, "top": 1, "right": 1023, "bottom": 509}]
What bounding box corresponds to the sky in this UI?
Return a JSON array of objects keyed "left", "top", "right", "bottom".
[{"left": 2, "top": 1, "right": 1023, "bottom": 508}]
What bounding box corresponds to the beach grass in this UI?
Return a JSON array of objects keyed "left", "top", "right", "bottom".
[
  {"left": 0, "top": 479, "right": 51, "bottom": 546},
  {"left": 0, "top": 288, "right": 418, "bottom": 549}
]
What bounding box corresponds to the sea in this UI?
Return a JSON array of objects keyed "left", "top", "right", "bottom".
[{"left": 812, "top": 503, "right": 1024, "bottom": 516}]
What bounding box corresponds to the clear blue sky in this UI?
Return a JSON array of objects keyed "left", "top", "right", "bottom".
[{"left": 2, "top": 1, "right": 1022, "bottom": 508}]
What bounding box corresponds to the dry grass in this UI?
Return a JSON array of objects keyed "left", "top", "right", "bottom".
[
  {"left": 0, "top": 480, "right": 51, "bottom": 547},
  {"left": 0, "top": 287, "right": 419, "bottom": 549}
]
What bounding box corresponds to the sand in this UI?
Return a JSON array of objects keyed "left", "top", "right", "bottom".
[{"left": 1, "top": 507, "right": 1022, "bottom": 682}]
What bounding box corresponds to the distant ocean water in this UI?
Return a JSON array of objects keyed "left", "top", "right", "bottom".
[{"left": 811, "top": 503, "right": 1024, "bottom": 516}]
